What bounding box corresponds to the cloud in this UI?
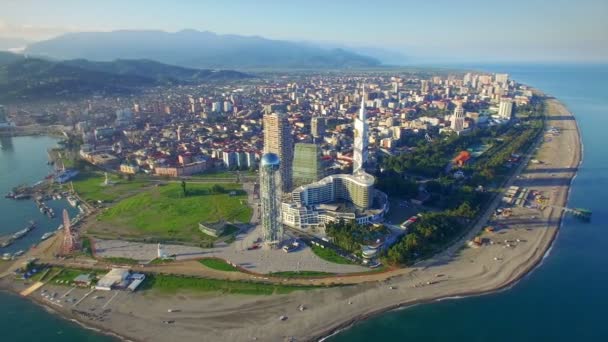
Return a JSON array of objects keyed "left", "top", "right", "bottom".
[{"left": 0, "top": 19, "right": 75, "bottom": 41}]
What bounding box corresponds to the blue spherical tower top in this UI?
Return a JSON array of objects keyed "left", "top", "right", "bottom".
[{"left": 260, "top": 153, "right": 280, "bottom": 168}]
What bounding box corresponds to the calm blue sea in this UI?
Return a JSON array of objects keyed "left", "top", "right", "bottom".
[
  {"left": 329, "top": 64, "right": 608, "bottom": 341},
  {"left": 0, "top": 64, "right": 606, "bottom": 341}
]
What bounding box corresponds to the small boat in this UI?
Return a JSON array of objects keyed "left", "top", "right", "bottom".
[
  {"left": 2, "top": 253, "right": 12, "bottom": 260},
  {"left": 13, "top": 250, "right": 25, "bottom": 257},
  {"left": 67, "top": 196, "right": 79, "bottom": 207},
  {"left": 11, "top": 221, "right": 36, "bottom": 240},
  {"left": 41, "top": 232, "right": 55, "bottom": 241},
  {"left": 0, "top": 238, "right": 14, "bottom": 248}
]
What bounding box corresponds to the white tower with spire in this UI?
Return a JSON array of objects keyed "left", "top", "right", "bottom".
[
  {"left": 353, "top": 84, "right": 369, "bottom": 174},
  {"left": 157, "top": 243, "right": 167, "bottom": 259},
  {"left": 451, "top": 103, "right": 465, "bottom": 133}
]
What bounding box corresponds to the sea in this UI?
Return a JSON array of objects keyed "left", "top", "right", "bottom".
[
  {"left": 329, "top": 64, "right": 608, "bottom": 341},
  {"left": 0, "top": 64, "right": 606, "bottom": 341}
]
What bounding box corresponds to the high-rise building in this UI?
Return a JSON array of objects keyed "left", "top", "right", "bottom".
[
  {"left": 0, "top": 105, "right": 7, "bottom": 124},
  {"left": 463, "top": 73, "right": 472, "bottom": 85},
  {"left": 260, "top": 153, "right": 283, "bottom": 246},
  {"left": 222, "top": 151, "right": 238, "bottom": 169},
  {"left": 223, "top": 101, "right": 233, "bottom": 113},
  {"left": 237, "top": 152, "right": 248, "bottom": 169},
  {"left": 245, "top": 151, "right": 257, "bottom": 169},
  {"left": 115, "top": 109, "right": 133, "bottom": 127},
  {"left": 420, "top": 80, "right": 430, "bottom": 93},
  {"left": 211, "top": 101, "right": 222, "bottom": 112},
  {"left": 353, "top": 86, "right": 369, "bottom": 173},
  {"left": 311, "top": 116, "right": 325, "bottom": 140},
  {"left": 498, "top": 98, "right": 514, "bottom": 120},
  {"left": 292, "top": 143, "right": 324, "bottom": 188},
  {"left": 451, "top": 103, "right": 465, "bottom": 133},
  {"left": 263, "top": 112, "right": 293, "bottom": 192},
  {"left": 495, "top": 73, "right": 509, "bottom": 84}
]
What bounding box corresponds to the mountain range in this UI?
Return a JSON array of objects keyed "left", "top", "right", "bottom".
[
  {"left": 24, "top": 29, "right": 382, "bottom": 69},
  {"left": 0, "top": 52, "right": 251, "bottom": 102}
]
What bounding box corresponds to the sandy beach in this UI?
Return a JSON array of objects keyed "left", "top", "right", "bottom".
[{"left": 0, "top": 97, "right": 581, "bottom": 342}]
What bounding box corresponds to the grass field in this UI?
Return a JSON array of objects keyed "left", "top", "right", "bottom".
[
  {"left": 190, "top": 170, "right": 257, "bottom": 179},
  {"left": 310, "top": 245, "right": 355, "bottom": 265},
  {"left": 141, "top": 274, "right": 319, "bottom": 295},
  {"left": 70, "top": 171, "right": 148, "bottom": 203},
  {"left": 92, "top": 183, "right": 252, "bottom": 244},
  {"left": 49, "top": 267, "right": 103, "bottom": 285},
  {"left": 199, "top": 258, "right": 239, "bottom": 272}
]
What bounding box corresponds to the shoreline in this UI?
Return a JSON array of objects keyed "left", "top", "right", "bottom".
[
  {"left": 315, "top": 95, "right": 583, "bottom": 341},
  {"left": 0, "top": 96, "right": 582, "bottom": 342},
  {"left": 315, "top": 96, "right": 582, "bottom": 341},
  {"left": 0, "top": 287, "right": 128, "bottom": 342}
]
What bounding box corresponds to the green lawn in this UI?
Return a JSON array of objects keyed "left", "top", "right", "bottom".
[
  {"left": 199, "top": 258, "right": 239, "bottom": 272},
  {"left": 310, "top": 245, "right": 355, "bottom": 265},
  {"left": 190, "top": 170, "right": 257, "bottom": 179},
  {"left": 49, "top": 268, "right": 103, "bottom": 285},
  {"left": 269, "top": 271, "right": 336, "bottom": 278},
  {"left": 141, "top": 274, "right": 318, "bottom": 295},
  {"left": 70, "top": 171, "right": 148, "bottom": 203},
  {"left": 93, "top": 183, "right": 252, "bottom": 244}
]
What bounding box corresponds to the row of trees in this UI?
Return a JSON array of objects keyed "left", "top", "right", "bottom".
[
  {"left": 383, "top": 206, "right": 470, "bottom": 265},
  {"left": 325, "top": 220, "right": 388, "bottom": 253}
]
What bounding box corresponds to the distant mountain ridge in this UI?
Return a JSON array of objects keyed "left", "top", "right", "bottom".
[
  {"left": 24, "top": 29, "right": 381, "bottom": 69},
  {"left": 0, "top": 52, "right": 251, "bottom": 102}
]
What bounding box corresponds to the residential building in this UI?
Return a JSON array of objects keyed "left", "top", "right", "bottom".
[
  {"left": 498, "top": 98, "right": 514, "bottom": 120},
  {"left": 292, "top": 143, "right": 324, "bottom": 188},
  {"left": 222, "top": 151, "right": 238, "bottom": 169},
  {"left": 311, "top": 116, "right": 325, "bottom": 140}
]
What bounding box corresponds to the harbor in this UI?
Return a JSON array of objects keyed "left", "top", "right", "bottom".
[{"left": 0, "top": 136, "right": 82, "bottom": 257}]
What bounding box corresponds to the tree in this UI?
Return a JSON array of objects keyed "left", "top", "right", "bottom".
[
  {"left": 211, "top": 184, "right": 225, "bottom": 194},
  {"left": 181, "top": 180, "right": 187, "bottom": 197}
]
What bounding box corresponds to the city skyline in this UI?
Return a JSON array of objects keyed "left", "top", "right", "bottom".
[{"left": 1, "top": 0, "right": 607, "bottom": 63}]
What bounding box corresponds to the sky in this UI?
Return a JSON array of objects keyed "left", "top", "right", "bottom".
[{"left": 1, "top": 0, "right": 607, "bottom": 63}]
